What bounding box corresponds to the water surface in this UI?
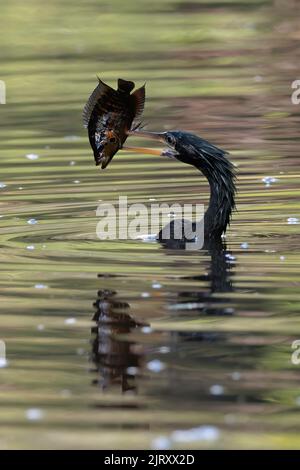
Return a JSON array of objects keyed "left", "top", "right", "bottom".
[{"left": 0, "top": 0, "right": 300, "bottom": 449}]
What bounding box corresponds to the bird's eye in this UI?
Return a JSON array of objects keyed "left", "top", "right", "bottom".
[
  {"left": 166, "top": 134, "right": 175, "bottom": 146},
  {"left": 110, "top": 137, "right": 116, "bottom": 143}
]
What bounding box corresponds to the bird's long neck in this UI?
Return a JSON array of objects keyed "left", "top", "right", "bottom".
[{"left": 197, "top": 156, "right": 236, "bottom": 239}]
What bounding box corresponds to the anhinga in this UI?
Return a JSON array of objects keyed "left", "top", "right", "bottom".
[{"left": 125, "top": 130, "right": 237, "bottom": 244}]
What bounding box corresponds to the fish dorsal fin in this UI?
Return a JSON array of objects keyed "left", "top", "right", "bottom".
[
  {"left": 131, "top": 83, "right": 146, "bottom": 120},
  {"left": 82, "top": 77, "right": 114, "bottom": 127},
  {"left": 117, "top": 78, "right": 135, "bottom": 93}
]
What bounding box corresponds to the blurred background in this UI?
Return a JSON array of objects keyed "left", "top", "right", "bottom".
[{"left": 0, "top": 0, "right": 300, "bottom": 450}]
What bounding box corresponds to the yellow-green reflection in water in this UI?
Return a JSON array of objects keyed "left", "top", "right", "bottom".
[{"left": 0, "top": 0, "right": 300, "bottom": 450}]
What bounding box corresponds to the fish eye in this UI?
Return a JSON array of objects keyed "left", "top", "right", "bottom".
[{"left": 109, "top": 137, "right": 116, "bottom": 143}]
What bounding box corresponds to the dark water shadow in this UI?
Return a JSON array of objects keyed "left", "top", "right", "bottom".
[{"left": 90, "top": 239, "right": 235, "bottom": 393}]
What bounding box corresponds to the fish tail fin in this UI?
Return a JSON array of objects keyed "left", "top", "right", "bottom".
[{"left": 118, "top": 78, "right": 135, "bottom": 93}]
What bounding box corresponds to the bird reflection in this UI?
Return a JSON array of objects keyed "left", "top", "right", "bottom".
[
  {"left": 91, "top": 240, "right": 235, "bottom": 392},
  {"left": 167, "top": 241, "right": 235, "bottom": 347},
  {"left": 91, "top": 287, "right": 147, "bottom": 392}
]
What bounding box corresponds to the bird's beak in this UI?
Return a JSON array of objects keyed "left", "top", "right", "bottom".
[
  {"left": 123, "top": 130, "right": 165, "bottom": 156},
  {"left": 129, "top": 129, "right": 165, "bottom": 143},
  {"left": 122, "top": 146, "right": 162, "bottom": 156}
]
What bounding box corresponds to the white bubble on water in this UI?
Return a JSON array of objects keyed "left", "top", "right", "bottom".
[
  {"left": 158, "top": 346, "right": 170, "bottom": 354},
  {"left": 231, "top": 371, "right": 241, "bottom": 381},
  {"left": 126, "top": 367, "right": 139, "bottom": 375},
  {"left": 0, "top": 358, "right": 8, "bottom": 368},
  {"left": 152, "top": 282, "right": 162, "bottom": 289},
  {"left": 262, "top": 176, "right": 277, "bottom": 185},
  {"left": 171, "top": 425, "right": 220, "bottom": 443},
  {"left": 210, "top": 384, "right": 224, "bottom": 396},
  {"left": 65, "top": 318, "right": 77, "bottom": 325},
  {"left": 287, "top": 217, "right": 299, "bottom": 225},
  {"left": 240, "top": 242, "right": 249, "bottom": 249},
  {"left": 151, "top": 436, "right": 171, "bottom": 450},
  {"left": 141, "top": 292, "right": 150, "bottom": 298},
  {"left": 27, "top": 218, "right": 38, "bottom": 225},
  {"left": 34, "top": 284, "right": 48, "bottom": 289},
  {"left": 25, "top": 153, "right": 39, "bottom": 161},
  {"left": 141, "top": 326, "right": 153, "bottom": 334},
  {"left": 26, "top": 245, "right": 35, "bottom": 250},
  {"left": 147, "top": 359, "right": 166, "bottom": 373},
  {"left": 25, "top": 408, "right": 44, "bottom": 421}
]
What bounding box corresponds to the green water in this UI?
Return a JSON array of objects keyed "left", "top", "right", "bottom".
[{"left": 0, "top": 0, "right": 300, "bottom": 449}]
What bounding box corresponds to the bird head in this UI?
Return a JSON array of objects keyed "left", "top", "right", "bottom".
[{"left": 130, "top": 129, "right": 234, "bottom": 179}]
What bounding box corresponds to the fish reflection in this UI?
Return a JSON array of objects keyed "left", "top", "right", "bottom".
[{"left": 91, "top": 287, "right": 147, "bottom": 392}]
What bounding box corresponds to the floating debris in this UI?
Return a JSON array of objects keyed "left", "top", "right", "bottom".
[
  {"left": 27, "top": 218, "right": 38, "bottom": 225},
  {"left": 147, "top": 359, "right": 165, "bottom": 373},
  {"left": 287, "top": 217, "right": 299, "bottom": 225},
  {"left": 26, "top": 245, "right": 35, "bottom": 250},
  {"left": 209, "top": 384, "right": 224, "bottom": 396},
  {"left": 25, "top": 408, "right": 44, "bottom": 422},
  {"left": 280, "top": 256, "right": 285, "bottom": 261},
  {"left": 25, "top": 153, "right": 39, "bottom": 161},
  {"left": 73, "top": 180, "right": 80, "bottom": 184},
  {"left": 0, "top": 182, "right": 6, "bottom": 189},
  {"left": 69, "top": 160, "right": 76, "bottom": 166},
  {"left": 18, "top": 187, "right": 23, "bottom": 190},
  {"left": 37, "top": 324, "right": 45, "bottom": 331}
]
